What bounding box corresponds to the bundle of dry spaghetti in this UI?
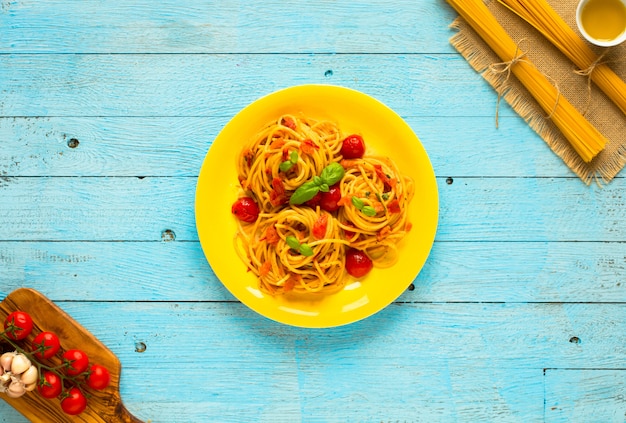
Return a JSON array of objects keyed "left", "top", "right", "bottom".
[
  {"left": 445, "top": 0, "right": 607, "bottom": 162},
  {"left": 497, "top": 0, "right": 626, "bottom": 118}
]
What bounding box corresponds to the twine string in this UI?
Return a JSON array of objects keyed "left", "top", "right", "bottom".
[
  {"left": 488, "top": 42, "right": 529, "bottom": 129},
  {"left": 488, "top": 39, "right": 561, "bottom": 128},
  {"left": 574, "top": 49, "right": 610, "bottom": 116},
  {"left": 544, "top": 76, "right": 561, "bottom": 121}
]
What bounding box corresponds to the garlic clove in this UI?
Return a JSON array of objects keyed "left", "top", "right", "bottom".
[
  {"left": 25, "top": 382, "right": 37, "bottom": 392},
  {"left": 0, "top": 352, "right": 15, "bottom": 372},
  {"left": 20, "top": 365, "right": 38, "bottom": 385},
  {"left": 6, "top": 381, "right": 26, "bottom": 398},
  {"left": 10, "top": 353, "right": 31, "bottom": 375}
]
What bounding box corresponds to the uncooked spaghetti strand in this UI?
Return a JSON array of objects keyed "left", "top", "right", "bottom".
[
  {"left": 446, "top": 0, "right": 607, "bottom": 162},
  {"left": 497, "top": 0, "right": 626, "bottom": 118}
]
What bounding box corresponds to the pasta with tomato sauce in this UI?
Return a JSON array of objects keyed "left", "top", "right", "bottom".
[{"left": 232, "top": 114, "right": 414, "bottom": 296}]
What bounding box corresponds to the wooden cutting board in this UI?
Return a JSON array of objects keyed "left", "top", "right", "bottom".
[{"left": 1, "top": 288, "right": 143, "bottom": 423}]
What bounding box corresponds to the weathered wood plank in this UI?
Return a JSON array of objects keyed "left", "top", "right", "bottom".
[
  {"left": 2, "top": 301, "right": 623, "bottom": 422},
  {"left": 1, "top": 241, "right": 624, "bottom": 303},
  {"left": 0, "top": 0, "right": 458, "bottom": 54},
  {"left": 0, "top": 54, "right": 512, "bottom": 118},
  {"left": 1, "top": 177, "right": 623, "bottom": 242},
  {"left": 0, "top": 115, "right": 568, "bottom": 178},
  {"left": 545, "top": 369, "right": 626, "bottom": 423}
]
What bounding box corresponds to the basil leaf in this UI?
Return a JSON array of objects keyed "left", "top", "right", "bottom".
[
  {"left": 286, "top": 236, "right": 301, "bottom": 251},
  {"left": 279, "top": 160, "right": 294, "bottom": 172},
  {"left": 289, "top": 181, "right": 320, "bottom": 205},
  {"left": 313, "top": 175, "right": 323, "bottom": 186},
  {"left": 299, "top": 243, "right": 314, "bottom": 257},
  {"left": 351, "top": 196, "right": 365, "bottom": 209},
  {"left": 320, "top": 162, "right": 345, "bottom": 186},
  {"left": 289, "top": 151, "right": 298, "bottom": 163},
  {"left": 319, "top": 183, "right": 329, "bottom": 193},
  {"left": 362, "top": 206, "right": 377, "bottom": 217}
]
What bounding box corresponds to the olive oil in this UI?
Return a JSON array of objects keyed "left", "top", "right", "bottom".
[{"left": 580, "top": 0, "right": 626, "bottom": 41}]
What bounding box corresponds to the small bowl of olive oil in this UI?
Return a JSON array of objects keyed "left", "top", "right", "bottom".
[{"left": 576, "top": 0, "right": 626, "bottom": 47}]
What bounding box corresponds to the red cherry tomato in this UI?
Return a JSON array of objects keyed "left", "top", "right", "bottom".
[
  {"left": 32, "top": 331, "right": 61, "bottom": 360},
  {"left": 345, "top": 249, "right": 373, "bottom": 278},
  {"left": 3, "top": 311, "right": 33, "bottom": 340},
  {"left": 61, "top": 387, "right": 87, "bottom": 415},
  {"left": 304, "top": 191, "right": 322, "bottom": 208},
  {"left": 63, "top": 349, "right": 90, "bottom": 376},
  {"left": 38, "top": 371, "right": 63, "bottom": 399},
  {"left": 320, "top": 184, "right": 342, "bottom": 212},
  {"left": 86, "top": 364, "right": 110, "bottom": 390},
  {"left": 340, "top": 134, "right": 366, "bottom": 159},
  {"left": 231, "top": 197, "right": 260, "bottom": 223}
]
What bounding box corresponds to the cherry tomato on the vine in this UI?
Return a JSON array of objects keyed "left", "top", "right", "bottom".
[
  {"left": 3, "top": 311, "right": 33, "bottom": 340},
  {"left": 38, "top": 371, "right": 63, "bottom": 399},
  {"left": 320, "top": 184, "right": 342, "bottom": 212},
  {"left": 32, "top": 331, "right": 61, "bottom": 360},
  {"left": 86, "top": 364, "right": 111, "bottom": 390},
  {"left": 60, "top": 387, "right": 87, "bottom": 415},
  {"left": 231, "top": 196, "right": 260, "bottom": 223},
  {"left": 345, "top": 249, "right": 373, "bottom": 278},
  {"left": 340, "top": 134, "right": 366, "bottom": 159},
  {"left": 62, "top": 349, "right": 89, "bottom": 376}
]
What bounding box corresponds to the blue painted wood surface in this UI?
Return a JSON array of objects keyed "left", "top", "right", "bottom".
[{"left": 1, "top": 1, "right": 625, "bottom": 422}]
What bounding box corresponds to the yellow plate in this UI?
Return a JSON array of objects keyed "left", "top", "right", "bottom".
[{"left": 195, "top": 85, "right": 438, "bottom": 328}]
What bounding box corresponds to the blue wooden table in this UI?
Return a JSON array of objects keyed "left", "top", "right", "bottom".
[{"left": 1, "top": 1, "right": 625, "bottom": 422}]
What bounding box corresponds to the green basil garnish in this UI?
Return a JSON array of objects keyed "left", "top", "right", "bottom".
[
  {"left": 286, "top": 235, "right": 314, "bottom": 256},
  {"left": 279, "top": 151, "right": 299, "bottom": 172},
  {"left": 352, "top": 196, "right": 377, "bottom": 217},
  {"left": 289, "top": 162, "right": 345, "bottom": 205},
  {"left": 362, "top": 206, "right": 377, "bottom": 217},
  {"left": 320, "top": 162, "right": 345, "bottom": 186}
]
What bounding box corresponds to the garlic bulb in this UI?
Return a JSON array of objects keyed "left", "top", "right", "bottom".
[{"left": 0, "top": 352, "right": 38, "bottom": 399}]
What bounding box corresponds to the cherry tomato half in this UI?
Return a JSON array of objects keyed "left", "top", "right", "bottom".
[
  {"left": 38, "top": 371, "right": 63, "bottom": 399},
  {"left": 63, "top": 349, "right": 90, "bottom": 376},
  {"left": 3, "top": 311, "right": 34, "bottom": 340},
  {"left": 320, "top": 184, "right": 342, "bottom": 212},
  {"left": 340, "top": 134, "right": 366, "bottom": 159},
  {"left": 231, "top": 197, "right": 260, "bottom": 223},
  {"left": 86, "top": 364, "right": 111, "bottom": 390},
  {"left": 345, "top": 249, "right": 373, "bottom": 278},
  {"left": 60, "top": 387, "right": 87, "bottom": 415},
  {"left": 32, "top": 331, "right": 61, "bottom": 360}
]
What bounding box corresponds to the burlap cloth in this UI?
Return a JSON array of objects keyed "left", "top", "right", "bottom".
[{"left": 449, "top": 0, "right": 626, "bottom": 184}]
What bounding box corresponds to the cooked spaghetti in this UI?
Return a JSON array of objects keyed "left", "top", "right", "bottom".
[
  {"left": 233, "top": 114, "right": 414, "bottom": 296},
  {"left": 235, "top": 206, "right": 349, "bottom": 295},
  {"left": 338, "top": 156, "right": 414, "bottom": 268},
  {"left": 237, "top": 114, "right": 343, "bottom": 213}
]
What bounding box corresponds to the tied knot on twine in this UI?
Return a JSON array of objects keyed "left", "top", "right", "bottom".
[
  {"left": 574, "top": 50, "right": 610, "bottom": 116},
  {"left": 488, "top": 39, "right": 561, "bottom": 128}
]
